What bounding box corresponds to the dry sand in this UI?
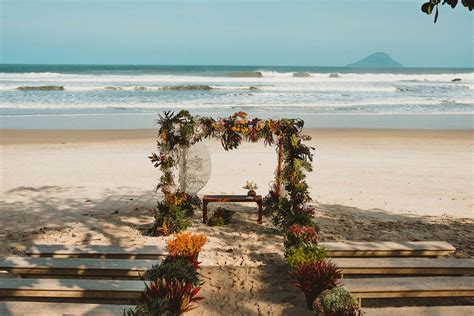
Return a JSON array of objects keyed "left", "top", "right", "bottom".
[{"left": 0, "top": 128, "right": 473, "bottom": 315}]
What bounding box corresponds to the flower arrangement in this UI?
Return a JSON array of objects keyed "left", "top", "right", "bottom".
[
  {"left": 150, "top": 110, "right": 315, "bottom": 233},
  {"left": 285, "top": 244, "right": 327, "bottom": 270},
  {"left": 312, "top": 287, "right": 361, "bottom": 316},
  {"left": 243, "top": 181, "right": 258, "bottom": 191},
  {"left": 289, "top": 260, "right": 341, "bottom": 310},
  {"left": 284, "top": 224, "right": 320, "bottom": 249},
  {"left": 167, "top": 232, "right": 208, "bottom": 259}
]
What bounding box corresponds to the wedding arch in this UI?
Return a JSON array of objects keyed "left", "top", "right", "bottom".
[{"left": 149, "top": 110, "right": 315, "bottom": 234}]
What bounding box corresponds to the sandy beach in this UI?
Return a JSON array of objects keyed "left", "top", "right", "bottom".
[{"left": 1, "top": 128, "right": 473, "bottom": 314}]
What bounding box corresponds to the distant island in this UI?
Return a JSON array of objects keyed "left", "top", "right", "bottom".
[{"left": 347, "top": 52, "right": 403, "bottom": 68}]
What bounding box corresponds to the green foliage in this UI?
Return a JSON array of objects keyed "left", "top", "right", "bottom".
[
  {"left": 289, "top": 260, "right": 341, "bottom": 305},
  {"left": 145, "top": 256, "right": 201, "bottom": 287},
  {"left": 207, "top": 207, "right": 235, "bottom": 226},
  {"left": 421, "top": 0, "right": 473, "bottom": 23},
  {"left": 207, "top": 216, "right": 225, "bottom": 227},
  {"left": 285, "top": 244, "right": 327, "bottom": 270},
  {"left": 284, "top": 224, "right": 320, "bottom": 250},
  {"left": 150, "top": 111, "right": 315, "bottom": 233},
  {"left": 125, "top": 279, "right": 203, "bottom": 316},
  {"left": 312, "top": 287, "right": 360, "bottom": 316},
  {"left": 148, "top": 200, "right": 192, "bottom": 236}
]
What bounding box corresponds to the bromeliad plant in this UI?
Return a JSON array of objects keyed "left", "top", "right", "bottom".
[
  {"left": 145, "top": 256, "right": 201, "bottom": 287},
  {"left": 289, "top": 260, "right": 341, "bottom": 310},
  {"left": 124, "top": 279, "right": 203, "bottom": 316},
  {"left": 284, "top": 224, "right": 320, "bottom": 249},
  {"left": 149, "top": 110, "right": 315, "bottom": 232}
]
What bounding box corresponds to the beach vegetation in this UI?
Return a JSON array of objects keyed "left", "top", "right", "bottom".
[
  {"left": 167, "top": 232, "right": 208, "bottom": 259},
  {"left": 312, "top": 287, "right": 361, "bottom": 316},
  {"left": 284, "top": 224, "right": 320, "bottom": 249},
  {"left": 289, "top": 260, "right": 341, "bottom": 310},
  {"left": 421, "top": 0, "right": 473, "bottom": 23},
  {"left": 150, "top": 110, "right": 315, "bottom": 233},
  {"left": 285, "top": 244, "right": 327, "bottom": 269},
  {"left": 207, "top": 207, "right": 235, "bottom": 226},
  {"left": 145, "top": 256, "right": 201, "bottom": 287},
  {"left": 124, "top": 279, "right": 203, "bottom": 316}
]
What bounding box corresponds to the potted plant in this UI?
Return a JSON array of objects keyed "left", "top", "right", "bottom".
[
  {"left": 289, "top": 260, "right": 341, "bottom": 310},
  {"left": 243, "top": 181, "right": 258, "bottom": 197},
  {"left": 167, "top": 232, "right": 208, "bottom": 262},
  {"left": 312, "top": 287, "right": 361, "bottom": 316}
]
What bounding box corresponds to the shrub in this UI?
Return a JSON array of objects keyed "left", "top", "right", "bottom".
[
  {"left": 148, "top": 192, "right": 201, "bottom": 236},
  {"left": 207, "top": 216, "right": 225, "bottom": 227},
  {"left": 284, "top": 224, "right": 320, "bottom": 249},
  {"left": 145, "top": 256, "right": 201, "bottom": 286},
  {"left": 124, "top": 279, "right": 203, "bottom": 316},
  {"left": 289, "top": 260, "right": 341, "bottom": 310},
  {"left": 313, "top": 287, "right": 360, "bottom": 316},
  {"left": 265, "top": 194, "right": 315, "bottom": 230},
  {"left": 285, "top": 244, "right": 326, "bottom": 270},
  {"left": 207, "top": 207, "right": 235, "bottom": 226},
  {"left": 148, "top": 202, "right": 191, "bottom": 236},
  {"left": 167, "top": 232, "right": 208, "bottom": 258}
]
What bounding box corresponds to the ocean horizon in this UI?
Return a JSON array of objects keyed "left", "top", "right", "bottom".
[{"left": 1, "top": 64, "right": 473, "bottom": 129}]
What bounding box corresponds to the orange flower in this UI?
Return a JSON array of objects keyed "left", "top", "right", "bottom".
[{"left": 167, "top": 232, "right": 208, "bottom": 257}]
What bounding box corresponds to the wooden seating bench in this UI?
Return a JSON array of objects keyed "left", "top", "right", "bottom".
[
  {"left": 0, "top": 257, "right": 157, "bottom": 278},
  {"left": 320, "top": 241, "right": 455, "bottom": 257},
  {"left": 0, "top": 278, "right": 145, "bottom": 302},
  {"left": 202, "top": 194, "right": 263, "bottom": 224},
  {"left": 363, "top": 306, "right": 474, "bottom": 316},
  {"left": 26, "top": 244, "right": 166, "bottom": 259},
  {"left": 331, "top": 257, "right": 474, "bottom": 276},
  {"left": 342, "top": 276, "right": 474, "bottom": 307},
  {"left": 0, "top": 302, "right": 134, "bottom": 316}
]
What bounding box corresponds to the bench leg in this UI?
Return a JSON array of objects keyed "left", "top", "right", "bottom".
[
  {"left": 257, "top": 200, "right": 263, "bottom": 224},
  {"left": 203, "top": 201, "right": 208, "bottom": 224}
]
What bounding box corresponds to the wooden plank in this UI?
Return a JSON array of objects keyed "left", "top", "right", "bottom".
[
  {"left": 331, "top": 257, "right": 474, "bottom": 275},
  {"left": 321, "top": 241, "right": 456, "bottom": 257},
  {"left": 26, "top": 245, "right": 166, "bottom": 259},
  {"left": 0, "top": 257, "right": 157, "bottom": 278},
  {"left": 363, "top": 306, "right": 474, "bottom": 316},
  {"left": 0, "top": 278, "right": 145, "bottom": 301},
  {"left": 0, "top": 302, "right": 134, "bottom": 316},
  {"left": 342, "top": 276, "right": 474, "bottom": 299}
]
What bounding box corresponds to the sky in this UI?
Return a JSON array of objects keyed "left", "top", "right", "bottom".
[{"left": 1, "top": 0, "right": 473, "bottom": 67}]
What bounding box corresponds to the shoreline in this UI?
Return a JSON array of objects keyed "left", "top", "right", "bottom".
[{"left": 1, "top": 113, "right": 473, "bottom": 130}]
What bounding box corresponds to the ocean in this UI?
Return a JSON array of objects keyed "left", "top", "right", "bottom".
[{"left": 1, "top": 64, "right": 473, "bottom": 129}]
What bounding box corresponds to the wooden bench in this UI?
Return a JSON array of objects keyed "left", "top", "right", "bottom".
[
  {"left": 0, "top": 278, "right": 145, "bottom": 302},
  {"left": 320, "top": 241, "right": 455, "bottom": 257},
  {"left": 202, "top": 194, "right": 263, "bottom": 224},
  {"left": 332, "top": 257, "right": 474, "bottom": 276},
  {"left": 26, "top": 244, "right": 166, "bottom": 259},
  {"left": 363, "top": 306, "right": 474, "bottom": 316},
  {"left": 0, "top": 257, "right": 157, "bottom": 278},
  {"left": 342, "top": 276, "right": 474, "bottom": 307},
  {"left": 0, "top": 302, "right": 134, "bottom": 316}
]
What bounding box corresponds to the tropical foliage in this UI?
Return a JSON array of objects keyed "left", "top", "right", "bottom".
[
  {"left": 150, "top": 110, "right": 315, "bottom": 232},
  {"left": 167, "top": 232, "right": 208, "bottom": 258},
  {"left": 284, "top": 224, "right": 320, "bottom": 249},
  {"left": 207, "top": 207, "right": 235, "bottom": 226},
  {"left": 312, "top": 287, "right": 361, "bottom": 316},
  {"left": 285, "top": 244, "right": 327, "bottom": 270},
  {"left": 421, "top": 0, "right": 473, "bottom": 23},
  {"left": 145, "top": 256, "right": 201, "bottom": 287}
]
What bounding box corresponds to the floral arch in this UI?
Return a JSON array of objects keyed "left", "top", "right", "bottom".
[{"left": 149, "top": 110, "right": 315, "bottom": 235}]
